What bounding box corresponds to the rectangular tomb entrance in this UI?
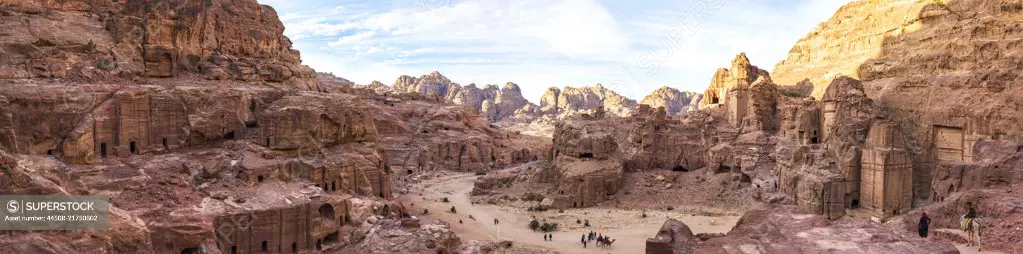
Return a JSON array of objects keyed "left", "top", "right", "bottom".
[{"left": 934, "top": 126, "right": 964, "bottom": 161}]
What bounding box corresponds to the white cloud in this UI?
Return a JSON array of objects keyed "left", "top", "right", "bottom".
[{"left": 261, "top": 0, "right": 853, "bottom": 103}]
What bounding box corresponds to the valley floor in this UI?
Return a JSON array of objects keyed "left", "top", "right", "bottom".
[{"left": 399, "top": 172, "right": 739, "bottom": 254}]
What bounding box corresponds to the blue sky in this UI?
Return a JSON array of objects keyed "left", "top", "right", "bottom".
[{"left": 259, "top": 0, "right": 851, "bottom": 103}]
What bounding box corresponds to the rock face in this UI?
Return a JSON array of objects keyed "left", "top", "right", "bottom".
[
  {"left": 645, "top": 219, "right": 697, "bottom": 254},
  {"left": 776, "top": 0, "right": 1023, "bottom": 214},
  {"left": 698, "top": 53, "right": 769, "bottom": 109},
  {"left": 686, "top": 205, "right": 959, "bottom": 254},
  {"left": 540, "top": 84, "right": 638, "bottom": 117},
  {"left": 640, "top": 87, "right": 703, "bottom": 116},
  {"left": 0, "top": 0, "right": 315, "bottom": 88},
  {"left": 387, "top": 72, "right": 533, "bottom": 122},
  {"left": 541, "top": 120, "right": 623, "bottom": 208}
]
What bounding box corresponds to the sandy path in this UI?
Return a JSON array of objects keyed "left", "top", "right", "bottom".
[
  {"left": 932, "top": 228, "right": 1006, "bottom": 254},
  {"left": 401, "top": 173, "right": 740, "bottom": 254}
]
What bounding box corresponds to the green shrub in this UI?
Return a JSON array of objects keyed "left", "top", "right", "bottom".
[
  {"left": 441, "top": 197, "right": 450, "bottom": 203},
  {"left": 96, "top": 59, "right": 114, "bottom": 70},
  {"left": 528, "top": 219, "right": 540, "bottom": 231},
  {"left": 584, "top": 219, "right": 590, "bottom": 227},
  {"left": 449, "top": 206, "right": 457, "bottom": 213},
  {"left": 539, "top": 222, "right": 558, "bottom": 232}
]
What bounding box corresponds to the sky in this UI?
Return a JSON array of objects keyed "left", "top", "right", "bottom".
[{"left": 258, "top": 0, "right": 851, "bottom": 103}]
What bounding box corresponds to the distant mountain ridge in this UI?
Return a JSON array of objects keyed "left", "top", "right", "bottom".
[{"left": 340, "top": 71, "right": 702, "bottom": 122}]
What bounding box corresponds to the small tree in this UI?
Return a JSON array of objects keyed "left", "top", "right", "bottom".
[
  {"left": 528, "top": 219, "right": 540, "bottom": 231},
  {"left": 441, "top": 197, "right": 450, "bottom": 203},
  {"left": 584, "top": 219, "right": 590, "bottom": 227},
  {"left": 576, "top": 219, "right": 582, "bottom": 224},
  {"left": 450, "top": 206, "right": 457, "bottom": 213},
  {"left": 540, "top": 222, "right": 558, "bottom": 232}
]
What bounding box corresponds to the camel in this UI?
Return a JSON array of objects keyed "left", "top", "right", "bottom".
[
  {"left": 596, "top": 237, "right": 615, "bottom": 248},
  {"left": 960, "top": 215, "right": 983, "bottom": 250}
]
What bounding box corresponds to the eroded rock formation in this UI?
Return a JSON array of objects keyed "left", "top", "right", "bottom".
[
  {"left": 640, "top": 86, "right": 703, "bottom": 116},
  {"left": 681, "top": 205, "right": 958, "bottom": 254},
  {"left": 0, "top": 0, "right": 315, "bottom": 88}
]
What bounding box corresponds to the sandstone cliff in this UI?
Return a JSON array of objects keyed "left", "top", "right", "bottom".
[
  {"left": 639, "top": 87, "right": 702, "bottom": 116},
  {"left": 774, "top": 0, "right": 1023, "bottom": 209},
  {"left": 540, "top": 84, "right": 638, "bottom": 117},
  {"left": 0, "top": 0, "right": 315, "bottom": 88},
  {"left": 387, "top": 71, "right": 534, "bottom": 122}
]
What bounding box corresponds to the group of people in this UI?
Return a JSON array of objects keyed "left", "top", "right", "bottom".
[
  {"left": 542, "top": 233, "right": 553, "bottom": 241},
  {"left": 580, "top": 230, "right": 612, "bottom": 248}
]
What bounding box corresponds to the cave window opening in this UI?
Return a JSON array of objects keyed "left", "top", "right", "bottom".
[
  {"left": 851, "top": 198, "right": 860, "bottom": 208},
  {"left": 579, "top": 153, "right": 594, "bottom": 159},
  {"left": 331, "top": 181, "right": 336, "bottom": 191},
  {"left": 811, "top": 130, "right": 819, "bottom": 144},
  {"left": 180, "top": 247, "right": 200, "bottom": 254},
  {"left": 316, "top": 239, "right": 322, "bottom": 251},
  {"left": 711, "top": 96, "right": 719, "bottom": 104},
  {"left": 250, "top": 100, "right": 257, "bottom": 112},
  {"left": 230, "top": 246, "right": 236, "bottom": 254},
  {"left": 129, "top": 141, "right": 137, "bottom": 154},
  {"left": 323, "top": 184, "right": 328, "bottom": 191},
  {"left": 223, "top": 131, "right": 235, "bottom": 140},
  {"left": 46, "top": 149, "right": 52, "bottom": 155},
  {"left": 671, "top": 165, "right": 688, "bottom": 172},
  {"left": 291, "top": 243, "right": 297, "bottom": 254},
  {"left": 246, "top": 121, "right": 258, "bottom": 128},
  {"left": 266, "top": 138, "right": 271, "bottom": 147},
  {"left": 261, "top": 241, "right": 267, "bottom": 253},
  {"left": 406, "top": 169, "right": 413, "bottom": 175},
  {"left": 949, "top": 185, "right": 955, "bottom": 194},
  {"left": 324, "top": 231, "right": 339, "bottom": 244},
  {"left": 100, "top": 143, "right": 107, "bottom": 157},
  {"left": 257, "top": 175, "right": 264, "bottom": 183},
  {"left": 162, "top": 138, "right": 169, "bottom": 150}
]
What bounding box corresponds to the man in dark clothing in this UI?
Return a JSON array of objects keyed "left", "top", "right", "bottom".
[
  {"left": 918, "top": 212, "right": 930, "bottom": 238},
  {"left": 581, "top": 235, "right": 587, "bottom": 248}
]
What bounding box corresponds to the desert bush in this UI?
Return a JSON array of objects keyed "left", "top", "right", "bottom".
[{"left": 528, "top": 219, "right": 540, "bottom": 231}]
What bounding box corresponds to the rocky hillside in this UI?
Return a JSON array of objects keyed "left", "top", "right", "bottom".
[
  {"left": 0, "top": 1, "right": 543, "bottom": 253},
  {"left": 640, "top": 87, "right": 702, "bottom": 116},
  {"left": 368, "top": 71, "right": 688, "bottom": 122},
  {"left": 0, "top": 0, "right": 315, "bottom": 89},
  {"left": 773, "top": 0, "right": 1023, "bottom": 101},
  {"left": 539, "top": 84, "right": 639, "bottom": 117}
]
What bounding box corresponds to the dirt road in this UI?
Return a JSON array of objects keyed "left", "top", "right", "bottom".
[{"left": 401, "top": 173, "right": 740, "bottom": 253}]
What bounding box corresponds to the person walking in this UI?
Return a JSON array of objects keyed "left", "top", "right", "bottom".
[
  {"left": 544, "top": 234, "right": 548, "bottom": 241},
  {"left": 581, "top": 235, "right": 587, "bottom": 248},
  {"left": 918, "top": 212, "right": 931, "bottom": 238},
  {"left": 549, "top": 233, "right": 552, "bottom": 241}
]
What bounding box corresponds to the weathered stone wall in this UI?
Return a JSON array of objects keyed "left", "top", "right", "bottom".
[
  {"left": 0, "top": 84, "right": 287, "bottom": 164},
  {"left": 859, "top": 123, "right": 914, "bottom": 218},
  {"left": 552, "top": 122, "right": 617, "bottom": 160},
  {"left": 213, "top": 199, "right": 349, "bottom": 254},
  {"left": 550, "top": 156, "right": 624, "bottom": 208},
  {"left": 0, "top": 0, "right": 315, "bottom": 88}
]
